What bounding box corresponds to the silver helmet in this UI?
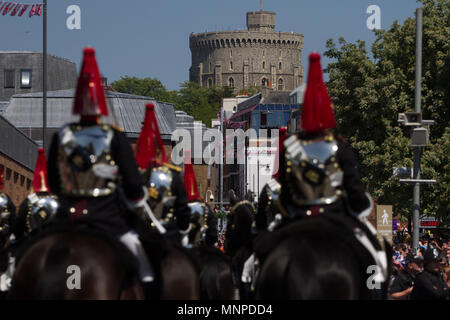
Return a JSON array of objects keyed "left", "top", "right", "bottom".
[
  {"left": 188, "top": 201, "right": 209, "bottom": 244},
  {"left": 147, "top": 166, "right": 175, "bottom": 222}
]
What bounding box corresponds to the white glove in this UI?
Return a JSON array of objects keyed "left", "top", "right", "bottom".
[{"left": 179, "top": 224, "right": 192, "bottom": 248}]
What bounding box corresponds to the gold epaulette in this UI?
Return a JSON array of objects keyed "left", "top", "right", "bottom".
[{"left": 163, "top": 162, "right": 182, "bottom": 172}]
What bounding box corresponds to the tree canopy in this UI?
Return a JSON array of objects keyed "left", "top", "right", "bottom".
[
  {"left": 110, "top": 77, "right": 235, "bottom": 127},
  {"left": 324, "top": 0, "right": 449, "bottom": 225}
]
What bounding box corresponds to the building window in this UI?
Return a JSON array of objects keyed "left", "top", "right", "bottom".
[
  {"left": 14, "top": 172, "right": 19, "bottom": 184},
  {"left": 230, "top": 49, "right": 232, "bottom": 57},
  {"left": 229, "top": 77, "right": 234, "bottom": 88},
  {"left": 262, "top": 78, "right": 268, "bottom": 87},
  {"left": 278, "top": 78, "right": 284, "bottom": 91},
  {"left": 20, "top": 175, "right": 25, "bottom": 186},
  {"left": 20, "top": 69, "right": 31, "bottom": 88},
  {"left": 26, "top": 178, "right": 32, "bottom": 190},
  {"left": 262, "top": 61, "right": 266, "bottom": 70},
  {"left": 6, "top": 168, "right": 11, "bottom": 180},
  {"left": 4, "top": 70, "right": 14, "bottom": 88},
  {"left": 260, "top": 112, "right": 267, "bottom": 127},
  {"left": 208, "top": 78, "right": 213, "bottom": 88},
  {"left": 279, "top": 62, "right": 282, "bottom": 70},
  {"left": 230, "top": 61, "right": 233, "bottom": 70}
]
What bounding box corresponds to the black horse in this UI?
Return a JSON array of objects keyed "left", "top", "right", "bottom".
[
  {"left": 186, "top": 202, "right": 235, "bottom": 300},
  {"left": 254, "top": 214, "right": 392, "bottom": 300},
  {"left": 9, "top": 223, "right": 201, "bottom": 300},
  {"left": 224, "top": 191, "right": 256, "bottom": 299}
]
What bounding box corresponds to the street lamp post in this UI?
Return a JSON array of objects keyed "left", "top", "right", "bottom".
[
  {"left": 412, "top": 7, "right": 423, "bottom": 251},
  {"left": 42, "top": 0, "right": 47, "bottom": 150}
]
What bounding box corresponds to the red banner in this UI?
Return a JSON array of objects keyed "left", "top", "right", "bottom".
[
  {"left": 2, "top": 2, "right": 15, "bottom": 15},
  {"left": 10, "top": 3, "right": 22, "bottom": 16},
  {"left": 18, "top": 3, "right": 29, "bottom": 16},
  {"left": 0, "top": 2, "right": 42, "bottom": 17}
]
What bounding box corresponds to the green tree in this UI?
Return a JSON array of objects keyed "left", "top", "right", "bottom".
[
  {"left": 177, "top": 81, "right": 234, "bottom": 126},
  {"left": 110, "top": 77, "right": 236, "bottom": 127},
  {"left": 110, "top": 76, "right": 178, "bottom": 104},
  {"left": 324, "top": 0, "right": 449, "bottom": 225}
]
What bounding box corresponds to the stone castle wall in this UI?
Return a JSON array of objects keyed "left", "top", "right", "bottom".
[{"left": 189, "top": 11, "right": 304, "bottom": 93}]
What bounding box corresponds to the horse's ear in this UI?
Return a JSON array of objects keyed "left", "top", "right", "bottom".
[{"left": 229, "top": 190, "right": 237, "bottom": 205}]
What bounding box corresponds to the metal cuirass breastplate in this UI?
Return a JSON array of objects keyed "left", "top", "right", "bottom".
[
  {"left": 283, "top": 133, "right": 344, "bottom": 207},
  {"left": 0, "top": 193, "right": 11, "bottom": 235},
  {"left": 57, "top": 124, "right": 117, "bottom": 197},
  {"left": 26, "top": 193, "right": 59, "bottom": 233}
]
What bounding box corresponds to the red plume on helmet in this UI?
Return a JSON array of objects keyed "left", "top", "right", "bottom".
[
  {"left": 272, "top": 126, "right": 287, "bottom": 179},
  {"left": 33, "top": 148, "right": 50, "bottom": 193},
  {"left": 73, "top": 47, "right": 109, "bottom": 118},
  {"left": 183, "top": 150, "right": 200, "bottom": 202},
  {"left": 135, "top": 103, "right": 167, "bottom": 170},
  {"left": 301, "top": 52, "right": 336, "bottom": 133}
]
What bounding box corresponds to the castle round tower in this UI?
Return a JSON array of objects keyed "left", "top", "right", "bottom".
[{"left": 189, "top": 10, "right": 304, "bottom": 93}]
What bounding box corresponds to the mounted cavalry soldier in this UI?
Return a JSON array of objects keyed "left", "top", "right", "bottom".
[
  {"left": 183, "top": 150, "right": 217, "bottom": 247},
  {"left": 0, "top": 169, "right": 16, "bottom": 293},
  {"left": 1, "top": 148, "right": 58, "bottom": 292},
  {"left": 256, "top": 52, "right": 376, "bottom": 228},
  {"left": 15, "top": 148, "right": 59, "bottom": 241},
  {"left": 245, "top": 52, "right": 389, "bottom": 296},
  {"left": 134, "top": 103, "right": 191, "bottom": 246},
  {"left": 0, "top": 172, "right": 16, "bottom": 248},
  {"left": 47, "top": 47, "right": 154, "bottom": 290}
]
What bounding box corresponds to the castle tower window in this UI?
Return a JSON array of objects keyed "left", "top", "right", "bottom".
[
  {"left": 262, "top": 61, "right": 266, "bottom": 70},
  {"left": 229, "top": 77, "right": 235, "bottom": 88},
  {"left": 4, "top": 70, "right": 14, "bottom": 88},
  {"left": 209, "top": 62, "right": 212, "bottom": 72},
  {"left": 279, "top": 62, "right": 282, "bottom": 70},
  {"left": 230, "top": 49, "right": 232, "bottom": 57},
  {"left": 230, "top": 61, "right": 233, "bottom": 70},
  {"left": 278, "top": 78, "right": 284, "bottom": 91},
  {"left": 208, "top": 78, "right": 213, "bottom": 88}
]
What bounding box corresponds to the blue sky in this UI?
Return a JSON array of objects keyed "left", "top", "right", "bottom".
[{"left": 0, "top": 0, "right": 421, "bottom": 90}]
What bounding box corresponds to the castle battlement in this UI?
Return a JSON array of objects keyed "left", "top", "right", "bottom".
[{"left": 189, "top": 10, "right": 304, "bottom": 93}]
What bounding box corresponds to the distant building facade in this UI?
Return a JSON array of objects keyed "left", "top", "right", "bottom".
[
  {"left": 189, "top": 10, "right": 304, "bottom": 93},
  {"left": 0, "top": 115, "right": 38, "bottom": 207},
  {"left": 0, "top": 51, "right": 77, "bottom": 102},
  {"left": 217, "top": 89, "right": 301, "bottom": 201}
]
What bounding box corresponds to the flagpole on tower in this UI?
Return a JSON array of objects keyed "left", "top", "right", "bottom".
[{"left": 42, "top": 0, "right": 47, "bottom": 150}]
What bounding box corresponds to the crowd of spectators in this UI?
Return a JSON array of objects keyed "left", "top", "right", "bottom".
[{"left": 388, "top": 233, "right": 449, "bottom": 300}]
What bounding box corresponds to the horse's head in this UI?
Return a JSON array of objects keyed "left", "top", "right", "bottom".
[{"left": 224, "top": 191, "right": 255, "bottom": 256}]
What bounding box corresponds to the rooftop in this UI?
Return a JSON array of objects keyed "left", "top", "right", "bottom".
[{"left": 4, "top": 89, "right": 177, "bottom": 139}]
